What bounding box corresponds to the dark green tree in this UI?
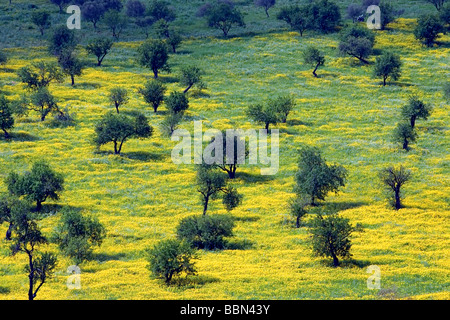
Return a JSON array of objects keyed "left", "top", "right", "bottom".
[
  {"left": 310, "top": 213, "right": 353, "bottom": 267},
  {"left": 139, "top": 80, "right": 166, "bottom": 112},
  {"left": 17, "top": 61, "right": 64, "bottom": 91},
  {"left": 204, "top": 1, "right": 245, "bottom": 37},
  {"left": 81, "top": 1, "right": 106, "bottom": 29},
  {"left": 424, "top": 0, "right": 447, "bottom": 11},
  {"left": 137, "top": 40, "right": 170, "bottom": 79},
  {"left": 177, "top": 214, "right": 235, "bottom": 250},
  {"left": 50, "top": 0, "right": 70, "bottom": 14},
  {"left": 86, "top": 38, "right": 113, "bottom": 67},
  {"left": 338, "top": 25, "right": 376, "bottom": 64},
  {"left": 414, "top": 14, "right": 444, "bottom": 47},
  {"left": 379, "top": 165, "right": 411, "bottom": 210},
  {"left": 102, "top": 9, "right": 128, "bottom": 40},
  {"left": 307, "top": 0, "right": 342, "bottom": 33},
  {"left": 294, "top": 147, "right": 348, "bottom": 206},
  {"left": 277, "top": 5, "right": 310, "bottom": 36},
  {"left": 147, "top": 0, "right": 176, "bottom": 22},
  {"left": 0, "top": 95, "right": 14, "bottom": 139},
  {"left": 29, "top": 87, "right": 61, "bottom": 121},
  {"left": 6, "top": 160, "right": 64, "bottom": 211},
  {"left": 57, "top": 50, "right": 84, "bottom": 86},
  {"left": 254, "top": 0, "right": 276, "bottom": 18},
  {"left": 379, "top": 1, "right": 396, "bottom": 30},
  {"left": 289, "top": 195, "right": 309, "bottom": 228},
  {"left": 147, "top": 239, "right": 197, "bottom": 284},
  {"left": 160, "top": 112, "right": 183, "bottom": 136},
  {"left": 108, "top": 87, "right": 129, "bottom": 114},
  {"left": 374, "top": 51, "right": 402, "bottom": 86},
  {"left": 246, "top": 103, "right": 279, "bottom": 130},
  {"left": 52, "top": 210, "right": 106, "bottom": 264},
  {"left": 0, "top": 196, "right": 31, "bottom": 240},
  {"left": 302, "top": 46, "right": 326, "bottom": 77},
  {"left": 0, "top": 50, "right": 7, "bottom": 66},
  {"left": 271, "top": 95, "right": 295, "bottom": 123},
  {"left": 31, "top": 10, "right": 51, "bottom": 36},
  {"left": 7, "top": 207, "right": 57, "bottom": 300},
  {"left": 155, "top": 19, "right": 183, "bottom": 53},
  {"left": 401, "top": 96, "right": 432, "bottom": 129},
  {"left": 93, "top": 111, "right": 153, "bottom": 154},
  {"left": 179, "top": 65, "right": 205, "bottom": 94},
  {"left": 48, "top": 26, "right": 77, "bottom": 57},
  {"left": 165, "top": 91, "right": 189, "bottom": 115},
  {"left": 210, "top": 131, "right": 248, "bottom": 179},
  {"left": 393, "top": 122, "right": 417, "bottom": 151},
  {"left": 196, "top": 164, "right": 241, "bottom": 215}
]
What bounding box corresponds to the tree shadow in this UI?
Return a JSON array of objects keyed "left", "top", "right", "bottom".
[
  {"left": 340, "top": 259, "right": 373, "bottom": 268},
  {"left": 0, "top": 286, "right": 10, "bottom": 295},
  {"left": 286, "top": 119, "right": 311, "bottom": 127},
  {"left": 0, "top": 132, "right": 40, "bottom": 142},
  {"left": 188, "top": 90, "right": 210, "bottom": 99},
  {"left": 0, "top": 67, "right": 16, "bottom": 73},
  {"left": 226, "top": 239, "right": 254, "bottom": 250},
  {"left": 170, "top": 274, "right": 220, "bottom": 289},
  {"left": 34, "top": 204, "right": 84, "bottom": 216},
  {"left": 93, "top": 252, "right": 129, "bottom": 262},
  {"left": 235, "top": 171, "right": 275, "bottom": 183},
  {"left": 159, "top": 76, "right": 179, "bottom": 84},
  {"left": 73, "top": 82, "right": 102, "bottom": 90},
  {"left": 174, "top": 49, "right": 193, "bottom": 55},
  {"left": 124, "top": 151, "right": 165, "bottom": 162},
  {"left": 232, "top": 215, "right": 260, "bottom": 223}
]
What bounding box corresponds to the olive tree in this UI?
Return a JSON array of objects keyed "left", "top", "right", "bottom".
[
  {"left": 6, "top": 160, "right": 64, "bottom": 211},
  {"left": 379, "top": 165, "right": 411, "bottom": 210},
  {"left": 338, "top": 25, "right": 375, "bottom": 64},
  {"left": 203, "top": 1, "right": 245, "bottom": 37},
  {"left": 374, "top": 51, "right": 402, "bottom": 86},
  {"left": 31, "top": 10, "right": 51, "bottom": 36},
  {"left": 0, "top": 95, "right": 14, "bottom": 139},
  {"left": 196, "top": 164, "right": 242, "bottom": 215},
  {"left": 147, "top": 239, "right": 197, "bottom": 284},
  {"left": 179, "top": 66, "right": 205, "bottom": 94},
  {"left": 109, "top": 87, "right": 129, "bottom": 114},
  {"left": 303, "top": 46, "right": 326, "bottom": 77},
  {"left": 294, "top": 147, "right": 347, "bottom": 206},
  {"left": 137, "top": 40, "right": 170, "bottom": 79},
  {"left": 139, "top": 80, "right": 166, "bottom": 112},
  {"left": 414, "top": 14, "right": 444, "bottom": 47},
  {"left": 401, "top": 96, "right": 432, "bottom": 129},
  {"left": 254, "top": 0, "right": 276, "bottom": 17},
  {"left": 93, "top": 111, "right": 153, "bottom": 155},
  {"left": 310, "top": 213, "right": 353, "bottom": 267},
  {"left": 53, "top": 210, "right": 106, "bottom": 264},
  {"left": 8, "top": 208, "right": 57, "bottom": 300},
  {"left": 86, "top": 38, "right": 113, "bottom": 67},
  {"left": 393, "top": 122, "right": 417, "bottom": 151}
]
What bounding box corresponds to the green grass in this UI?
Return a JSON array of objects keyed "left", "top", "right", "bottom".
[{"left": 0, "top": 1, "right": 448, "bottom": 301}]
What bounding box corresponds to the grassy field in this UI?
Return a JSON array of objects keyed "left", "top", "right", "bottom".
[{"left": 0, "top": 1, "right": 449, "bottom": 300}]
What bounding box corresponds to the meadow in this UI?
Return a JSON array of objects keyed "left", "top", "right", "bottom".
[{"left": 0, "top": 0, "right": 449, "bottom": 300}]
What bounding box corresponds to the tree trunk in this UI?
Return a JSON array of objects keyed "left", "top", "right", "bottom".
[
  {"left": 265, "top": 122, "right": 270, "bottom": 131},
  {"left": 265, "top": 8, "right": 269, "bottom": 18},
  {"left": 71, "top": 75, "right": 75, "bottom": 86},
  {"left": 202, "top": 196, "right": 209, "bottom": 215},
  {"left": 28, "top": 253, "right": 34, "bottom": 301},
  {"left": 383, "top": 76, "right": 387, "bottom": 86},
  {"left": 36, "top": 200, "right": 42, "bottom": 211},
  {"left": 410, "top": 116, "right": 416, "bottom": 129},
  {"left": 313, "top": 63, "right": 319, "bottom": 77},
  {"left": 183, "top": 84, "right": 193, "bottom": 94},
  {"left": 2, "top": 129, "right": 9, "bottom": 139},
  {"left": 394, "top": 188, "right": 401, "bottom": 210},
  {"left": 5, "top": 222, "right": 13, "bottom": 240},
  {"left": 114, "top": 141, "right": 119, "bottom": 154},
  {"left": 153, "top": 69, "right": 158, "bottom": 79},
  {"left": 403, "top": 138, "right": 409, "bottom": 151},
  {"left": 296, "top": 216, "right": 300, "bottom": 228},
  {"left": 332, "top": 253, "right": 339, "bottom": 267}
]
